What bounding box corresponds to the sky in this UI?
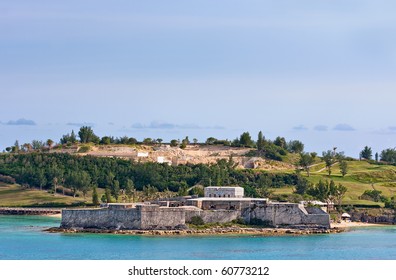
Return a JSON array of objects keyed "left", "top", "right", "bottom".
[{"left": 1, "top": 0, "right": 396, "bottom": 157}]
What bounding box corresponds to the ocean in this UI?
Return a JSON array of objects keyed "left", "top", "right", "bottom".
[{"left": 1, "top": 215, "right": 396, "bottom": 260}]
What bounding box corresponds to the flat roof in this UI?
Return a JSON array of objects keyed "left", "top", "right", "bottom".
[
  {"left": 205, "top": 186, "right": 243, "bottom": 189},
  {"left": 188, "top": 197, "right": 268, "bottom": 201}
]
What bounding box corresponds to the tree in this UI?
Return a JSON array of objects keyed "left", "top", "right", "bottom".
[
  {"left": 322, "top": 150, "right": 334, "bottom": 176},
  {"left": 156, "top": 138, "right": 163, "bottom": 145},
  {"left": 105, "top": 187, "right": 112, "bottom": 203},
  {"left": 36, "top": 169, "right": 47, "bottom": 191},
  {"left": 310, "top": 152, "right": 317, "bottom": 160},
  {"left": 299, "top": 152, "right": 314, "bottom": 177},
  {"left": 46, "top": 139, "right": 54, "bottom": 149},
  {"left": 205, "top": 137, "right": 217, "bottom": 145},
  {"left": 239, "top": 132, "right": 254, "bottom": 147},
  {"left": 360, "top": 146, "right": 373, "bottom": 160},
  {"left": 32, "top": 140, "right": 46, "bottom": 150},
  {"left": 193, "top": 138, "right": 198, "bottom": 145},
  {"left": 375, "top": 152, "right": 379, "bottom": 162},
  {"left": 78, "top": 126, "right": 99, "bottom": 144},
  {"left": 92, "top": 186, "right": 99, "bottom": 206},
  {"left": 170, "top": 139, "right": 179, "bottom": 147},
  {"left": 60, "top": 130, "right": 77, "bottom": 144},
  {"left": 380, "top": 148, "right": 396, "bottom": 164},
  {"left": 257, "top": 131, "right": 265, "bottom": 154},
  {"left": 125, "top": 179, "right": 135, "bottom": 202},
  {"left": 334, "top": 184, "right": 347, "bottom": 208},
  {"left": 100, "top": 136, "right": 112, "bottom": 145},
  {"left": 339, "top": 160, "right": 348, "bottom": 177},
  {"left": 111, "top": 180, "right": 120, "bottom": 201},
  {"left": 294, "top": 175, "right": 312, "bottom": 195},
  {"left": 13, "top": 140, "right": 20, "bottom": 153},
  {"left": 143, "top": 138, "right": 153, "bottom": 145},
  {"left": 274, "top": 137, "right": 286, "bottom": 149},
  {"left": 287, "top": 140, "right": 304, "bottom": 153}
]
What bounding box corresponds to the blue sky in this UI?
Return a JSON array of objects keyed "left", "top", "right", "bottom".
[{"left": 1, "top": 0, "right": 396, "bottom": 157}]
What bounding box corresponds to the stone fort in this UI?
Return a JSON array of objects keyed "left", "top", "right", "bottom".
[{"left": 61, "top": 186, "right": 330, "bottom": 230}]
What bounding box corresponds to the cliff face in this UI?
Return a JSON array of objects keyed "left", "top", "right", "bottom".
[{"left": 78, "top": 145, "right": 294, "bottom": 170}]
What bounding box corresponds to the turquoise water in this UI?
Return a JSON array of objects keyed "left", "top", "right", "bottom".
[{"left": 1, "top": 215, "right": 396, "bottom": 260}]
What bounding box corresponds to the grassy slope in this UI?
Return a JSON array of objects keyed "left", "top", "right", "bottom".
[
  {"left": 0, "top": 182, "right": 101, "bottom": 207},
  {"left": 271, "top": 160, "right": 396, "bottom": 206}
]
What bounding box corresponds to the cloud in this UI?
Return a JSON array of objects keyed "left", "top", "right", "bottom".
[
  {"left": 333, "top": 123, "right": 355, "bottom": 131},
  {"left": 314, "top": 125, "right": 328, "bottom": 131},
  {"left": 3, "top": 118, "right": 36, "bottom": 126},
  {"left": 132, "top": 121, "right": 224, "bottom": 130},
  {"left": 66, "top": 122, "right": 95, "bottom": 127},
  {"left": 388, "top": 126, "right": 396, "bottom": 132},
  {"left": 293, "top": 125, "right": 308, "bottom": 131}
]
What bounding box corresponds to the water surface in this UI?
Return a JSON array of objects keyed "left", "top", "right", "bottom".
[{"left": 1, "top": 215, "right": 395, "bottom": 260}]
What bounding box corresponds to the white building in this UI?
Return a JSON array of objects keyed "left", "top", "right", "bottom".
[{"left": 204, "top": 186, "right": 244, "bottom": 198}]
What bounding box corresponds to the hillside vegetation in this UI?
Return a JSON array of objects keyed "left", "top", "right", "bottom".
[{"left": 2, "top": 126, "right": 396, "bottom": 209}]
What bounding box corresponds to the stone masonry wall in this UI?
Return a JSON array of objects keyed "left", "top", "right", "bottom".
[
  {"left": 242, "top": 204, "right": 330, "bottom": 228},
  {"left": 61, "top": 208, "right": 141, "bottom": 229},
  {"left": 185, "top": 209, "right": 239, "bottom": 224},
  {"left": 139, "top": 206, "right": 186, "bottom": 229}
]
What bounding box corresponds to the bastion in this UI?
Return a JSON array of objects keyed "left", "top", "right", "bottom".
[{"left": 61, "top": 186, "right": 330, "bottom": 230}]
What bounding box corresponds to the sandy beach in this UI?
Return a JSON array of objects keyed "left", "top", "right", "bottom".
[{"left": 331, "top": 221, "right": 388, "bottom": 228}]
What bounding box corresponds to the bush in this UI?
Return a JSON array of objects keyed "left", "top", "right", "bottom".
[
  {"left": 232, "top": 217, "right": 246, "bottom": 225},
  {"left": 78, "top": 145, "right": 91, "bottom": 153},
  {"left": 190, "top": 216, "right": 204, "bottom": 226}
]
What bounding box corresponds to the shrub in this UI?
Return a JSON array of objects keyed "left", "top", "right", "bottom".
[
  {"left": 190, "top": 216, "right": 204, "bottom": 226},
  {"left": 78, "top": 145, "right": 91, "bottom": 153}
]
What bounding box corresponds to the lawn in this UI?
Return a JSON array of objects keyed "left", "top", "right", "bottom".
[{"left": 0, "top": 182, "right": 96, "bottom": 207}]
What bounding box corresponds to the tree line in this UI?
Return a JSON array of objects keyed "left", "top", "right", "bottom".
[{"left": 0, "top": 153, "right": 304, "bottom": 203}]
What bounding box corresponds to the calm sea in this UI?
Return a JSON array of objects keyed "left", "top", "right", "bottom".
[{"left": 1, "top": 215, "right": 396, "bottom": 260}]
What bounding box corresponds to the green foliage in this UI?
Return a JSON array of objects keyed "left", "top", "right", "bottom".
[
  {"left": 380, "top": 148, "right": 396, "bottom": 164},
  {"left": 105, "top": 188, "right": 112, "bottom": 203},
  {"left": 360, "top": 146, "right": 373, "bottom": 160},
  {"left": 299, "top": 152, "right": 314, "bottom": 176},
  {"left": 190, "top": 216, "right": 204, "bottom": 226},
  {"left": 0, "top": 153, "right": 303, "bottom": 199},
  {"left": 78, "top": 126, "right": 99, "bottom": 144},
  {"left": 360, "top": 190, "right": 387, "bottom": 203},
  {"left": 239, "top": 132, "right": 254, "bottom": 148},
  {"left": 60, "top": 130, "right": 77, "bottom": 144},
  {"left": 205, "top": 137, "right": 217, "bottom": 145},
  {"left": 294, "top": 175, "right": 312, "bottom": 195},
  {"left": 385, "top": 197, "right": 396, "bottom": 209},
  {"left": 287, "top": 140, "right": 304, "bottom": 153},
  {"left": 273, "top": 137, "right": 286, "bottom": 149},
  {"left": 170, "top": 139, "right": 179, "bottom": 147},
  {"left": 257, "top": 131, "right": 265, "bottom": 152},
  {"left": 322, "top": 150, "right": 335, "bottom": 176},
  {"left": 307, "top": 180, "right": 347, "bottom": 206},
  {"left": 125, "top": 179, "right": 135, "bottom": 202},
  {"left": 92, "top": 186, "right": 99, "bottom": 206},
  {"left": 339, "top": 160, "right": 348, "bottom": 177},
  {"left": 78, "top": 145, "right": 91, "bottom": 153}
]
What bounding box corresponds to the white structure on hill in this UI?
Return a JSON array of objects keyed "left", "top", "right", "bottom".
[{"left": 204, "top": 186, "right": 244, "bottom": 198}]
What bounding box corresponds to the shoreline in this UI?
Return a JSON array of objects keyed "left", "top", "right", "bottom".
[{"left": 46, "top": 226, "right": 344, "bottom": 236}]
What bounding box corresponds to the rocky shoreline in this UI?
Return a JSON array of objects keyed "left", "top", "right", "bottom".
[{"left": 45, "top": 226, "right": 344, "bottom": 236}]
